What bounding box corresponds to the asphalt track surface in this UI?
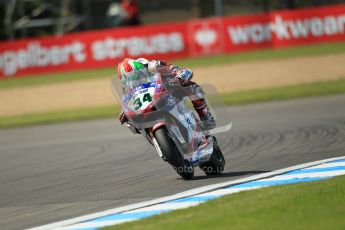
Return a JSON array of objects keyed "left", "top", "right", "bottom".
[{"left": 1, "top": 95, "right": 345, "bottom": 229}]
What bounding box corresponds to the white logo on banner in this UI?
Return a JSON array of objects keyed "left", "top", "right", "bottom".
[
  {"left": 195, "top": 27, "right": 218, "bottom": 48},
  {"left": 92, "top": 32, "right": 184, "bottom": 61},
  {"left": 228, "top": 14, "right": 345, "bottom": 45},
  {"left": 0, "top": 41, "right": 87, "bottom": 76},
  {"left": 0, "top": 32, "right": 185, "bottom": 76}
]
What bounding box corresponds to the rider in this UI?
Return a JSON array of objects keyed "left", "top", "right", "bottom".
[{"left": 117, "top": 58, "right": 216, "bottom": 129}]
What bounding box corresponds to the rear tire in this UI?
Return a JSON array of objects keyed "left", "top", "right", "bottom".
[
  {"left": 154, "top": 127, "right": 194, "bottom": 180},
  {"left": 200, "top": 136, "right": 225, "bottom": 176}
]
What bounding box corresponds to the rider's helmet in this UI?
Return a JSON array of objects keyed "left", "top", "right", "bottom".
[
  {"left": 117, "top": 58, "right": 145, "bottom": 82},
  {"left": 136, "top": 58, "right": 149, "bottom": 68}
]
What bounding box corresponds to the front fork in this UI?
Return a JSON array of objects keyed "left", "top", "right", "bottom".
[
  {"left": 152, "top": 136, "right": 165, "bottom": 159},
  {"left": 146, "top": 126, "right": 167, "bottom": 161}
]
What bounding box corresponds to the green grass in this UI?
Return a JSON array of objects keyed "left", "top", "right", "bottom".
[
  {"left": 104, "top": 175, "right": 345, "bottom": 230},
  {"left": 0, "top": 68, "right": 115, "bottom": 89},
  {"left": 222, "top": 79, "right": 345, "bottom": 105},
  {"left": 1, "top": 42, "right": 345, "bottom": 89},
  {"left": 174, "top": 42, "right": 345, "bottom": 68},
  {"left": 1, "top": 79, "right": 344, "bottom": 128}
]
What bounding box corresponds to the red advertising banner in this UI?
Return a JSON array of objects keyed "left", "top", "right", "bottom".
[
  {"left": 0, "top": 22, "right": 188, "bottom": 78},
  {"left": 270, "top": 4, "right": 345, "bottom": 47},
  {"left": 0, "top": 4, "right": 344, "bottom": 78},
  {"left": 221, "top": 4, "right": 345, "bottom": 50}
]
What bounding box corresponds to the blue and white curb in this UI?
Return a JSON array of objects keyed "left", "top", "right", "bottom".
[{"left": 29, "top": 156, "right": 345, "bottom": 230}]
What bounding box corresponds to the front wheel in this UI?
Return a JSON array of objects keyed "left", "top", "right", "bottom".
[
  {"left": 154, "top": 127, "right": 194, "bottom": 180},
  {"left": 200, "top": 136, "right": 225, "bottom": 176}
]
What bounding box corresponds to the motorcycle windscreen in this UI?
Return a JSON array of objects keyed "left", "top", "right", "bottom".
[
  {"left": 110, "top": 76, "right": 123, "bottom": 105},
  {"left": 111, "top": 70, "right": 170, "bottom": 129},
  {"left": 111, "top": 69, "right": 159, "bottom": 113}
]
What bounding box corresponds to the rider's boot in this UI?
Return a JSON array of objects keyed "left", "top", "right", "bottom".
[{"left": 192, "top": 99, "right": 216, "bottom": 130}]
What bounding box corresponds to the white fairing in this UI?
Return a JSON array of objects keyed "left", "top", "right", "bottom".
[
  {"left": 170, "top": 124, "right": 186, "bottom": 144},
  {"left": 167, "top": 98, "right": 213, "bottom": 164}
]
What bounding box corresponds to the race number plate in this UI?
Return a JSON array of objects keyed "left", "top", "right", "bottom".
[{"left": 129, "top": 87, "right": 155, "bottom": 111}]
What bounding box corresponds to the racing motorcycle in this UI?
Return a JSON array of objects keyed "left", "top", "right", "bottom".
[{"left": 111, "top": 68, "right": 225, "bottom": 180}]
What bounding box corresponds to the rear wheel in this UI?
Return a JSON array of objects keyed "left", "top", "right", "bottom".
[
  {"left": 200, "top": 136, "right": 225, "bottom": 176},
  {"left": 154, "top": 127, "right": 194, "bottom": 180}
]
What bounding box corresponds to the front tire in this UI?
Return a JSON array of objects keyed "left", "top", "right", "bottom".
[{"left": 154, "top": 127, "right": 194, "bottom": 180}]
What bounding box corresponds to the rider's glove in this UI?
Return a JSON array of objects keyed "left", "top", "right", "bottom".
[
  {"left": 175, "top": 68, "right": 193, "bottom": 81},
  {"left": 118, "top": 112, "right": 128, "bottom": 125}
]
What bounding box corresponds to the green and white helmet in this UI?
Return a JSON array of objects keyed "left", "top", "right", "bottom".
[{"left": 117, "top": 58, "right": 145, "bottom": 81}]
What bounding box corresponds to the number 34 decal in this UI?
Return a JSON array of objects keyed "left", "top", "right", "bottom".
[{"left": 133, "top": 93, "right": 153, "bottom": 110}]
